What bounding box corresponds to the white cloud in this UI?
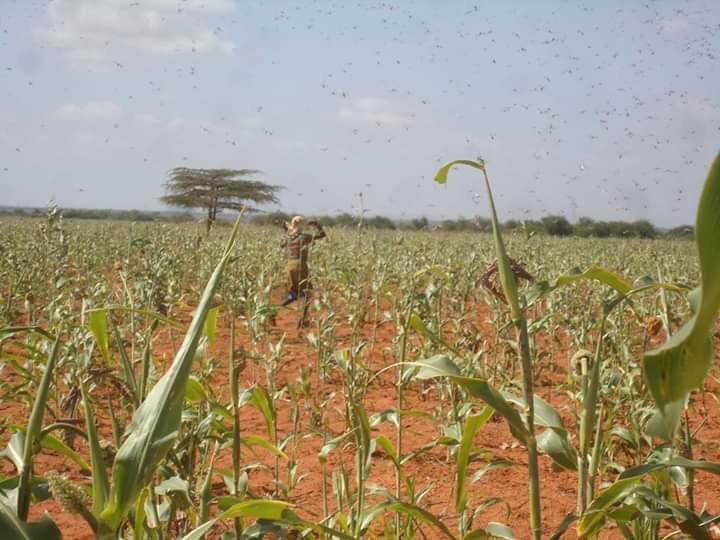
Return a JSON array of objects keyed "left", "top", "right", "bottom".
[
  {"left": 129, "top": 0, "right": 235, "bottom": 13},
  {"left": 35, "top": 0, "right": 236, "bottom": 66},
  {"left": 55, "top": 101, "right": 123, "bottom": 121},
  {"left": 339, "top": 97, "right": 415, "bottom": 128}
]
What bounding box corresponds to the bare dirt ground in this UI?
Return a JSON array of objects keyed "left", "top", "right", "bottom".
[{"left": 2, "top": 298, "right": 719, "bottom": 540}]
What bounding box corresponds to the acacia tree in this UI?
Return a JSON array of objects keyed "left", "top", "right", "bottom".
[{"left": 161, "top": 168, "right": 282, "bottom": 230}]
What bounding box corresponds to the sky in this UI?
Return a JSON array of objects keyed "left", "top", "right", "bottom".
[{"left": 0, "top": 0, "right": 718, "bottom": 227}]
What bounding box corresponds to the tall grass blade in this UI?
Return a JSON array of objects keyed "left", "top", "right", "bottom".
[
  {"left": 434, "top": 158, "right": 542, "bottom": 539},
  {"left": 17, "top": 336, "right": 60, "bottom": 521},
  {"left": 109, "top": 316, "right": 139, "bottom": 405},
  {"left": 456, "top": 407, "right": 494, "bottom": 515},
  {"left": 79, "top": 378, "right": 109, "bottom": 516},
  {"left": 248, "top": 385, "right": 276, "bottom": 438},
  {"left": 88, "top": 310, "right": 110, "bottom": 364},
  {"left": 99, "top": 218, "right": 243, "bottom": 532},
  {"left": 204, "top": 306, "right": 219, "bottom": 346},
  {"left": 434, "top": 159, "right": 520, "bottom": 317}
]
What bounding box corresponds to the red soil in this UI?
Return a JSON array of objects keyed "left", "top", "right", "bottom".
[{"left": 1, "top": 299, "right": 719, "bottom": 540}]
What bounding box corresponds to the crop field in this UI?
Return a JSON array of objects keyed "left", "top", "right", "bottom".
[{"left": 1, "top": 160, "right": 719, "bottom": 540}]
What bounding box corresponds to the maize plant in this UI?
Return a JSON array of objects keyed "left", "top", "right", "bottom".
[{"left": 0, "top": 155, "right": 718, "bottom": 539}]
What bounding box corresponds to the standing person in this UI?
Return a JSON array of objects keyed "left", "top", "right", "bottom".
[{"left": 280, "top": 215, "right": 326, "bottom": 328}]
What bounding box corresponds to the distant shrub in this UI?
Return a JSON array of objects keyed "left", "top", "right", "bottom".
[{"left": 541, "top": 215, "right": 574, "bottom": 236}]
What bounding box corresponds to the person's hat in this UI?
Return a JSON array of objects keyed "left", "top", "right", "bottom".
[{"left": 286, "top": 215, "right": 305, "bottom": 234}]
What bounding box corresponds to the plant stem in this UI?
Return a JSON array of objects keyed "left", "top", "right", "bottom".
[
  {"left": 587, "top": 401, "right": 604, "bottom": 502},
  {"left": 18, "top": 335, "right": 61, "bottom": 521},
  {"left": 578, "top": 315, "right": 607, "bottom": 514},
  {"left": 321, "top": 429, "right": 329, "bottom": 538},
  {"left": 229, "top": 321, "right": 242, "bottom": 539},
  {"left": 395, "top": 302, "right": 412, "bottom": 540},
  {"left": 683, "top": 411, "right": 695, "bottom": 512},
  {"left": 478, "top": 163, "right": 542, "bottom": 540},
  {"left": 517, "top": 318, "right": 542, "bottom": 540}
]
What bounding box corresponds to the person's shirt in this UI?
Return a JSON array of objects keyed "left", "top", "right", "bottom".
[{"left": 281, "top": 228, "right": 325, "bottom": 264}]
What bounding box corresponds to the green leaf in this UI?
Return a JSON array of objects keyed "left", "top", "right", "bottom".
[
  {"left": 374, "top": 501, "right": 457, "bottom": 540},
  {"left": 99, "top": 217, "right": 243, "bottom": 533},
  {"left": 519, "top": 394, "right": 564, "bottom": 431},
  {"left": 504, "top": 394, "right": 576, "bottom": 470},
  {"left": 180, "top": 500, "right": 354, "bottom": 540},
  {"left": 549, "top": 513, "right": 577, "bottom": 540},
  {"left": 407, "top": 313, "right": 457, "bottom": 354},
  {"left": 456, "top": 408, "right": 494, "bottom": 514},
  {"left": 483, "top": 522, "right": 515, "bottom": 539},
  {"left": 620, "top": 457, "right": 720, "bottom": 479},
  {"left": 609, "top": 426, "right": 638, "bottom": 449},
  {"left": 87, "top": 306, "right": 183, "bottom": 331},
  {"left": 237, "top": 519, "right": 294, "bottom": 539},
  {"left": 606, "top": 504, "right": 638, "bottom": 522},
  {"left": 88, "top": 309, "right": 110, "bottom": 364},
  {"left": 536, "top": 429, "right": 578, "bottom": 471},
  {"left": 462, "top": 529, "right": 489, "bottom": 540},
  {"left": 155, "top": 476, "right": 190, "bottom": 497},
  {"left": 503, "top": 393, "right": 577, "bottom": 464},
  {"left": 38, "top": 433, "right": 90, "bottom": 472},
  {"left": 670, "top": 456, "right": 720, "bottom": 474},
  {"left": 350, "top": 398, "right": 374, "bottom": 474},
  {"left": 645, "top": 400, "right": 685, "bottom": 441},
  {"left": 577, "top": 477, "right": 642, "bottom": 537},
  {"left": 406, "top": 356, "right": 530, "bottom": 443},
  {"left": 375, "top": 435, "right": 400, "bottom": 469},
  {"left": 526, "top": 267, "right": 632, "bottom": 305},
  {"left": 370, "top": 408, "right": 430, "bottom": 428},
  {"left": 409, "top": 313, "right": 432, "bottom": 337},
  {"left": 632, "top": 487, "right": 711, "bottom": 540},
  {"left": 17, "top": 336, "right": 60, "bottom": 521},
  {"left": 248, "top": 385, "right": 275, "bottom": 438},
  {"left": 0, "top": 499, "right": 62, "bottom": 540},
  {"left": 644, "top": 154, "right": 720, "bottom": 422},
  {"left": 109, "top": 317, "right": 139, "bottom": 405},
  {"left": 184, "top": 377, "right": 207, "bottom": 402},
  {"left": 318, "top": 431, "right": 352, "bottom": 464},
  {"left": 179, "top": 519, "right": 217, "bottom": 540},
  {"left": 240, "top": 435, "right": 287, "bottom": 459},
  {"left": 0, "top": 476, "right": 51, "bottom": 509},
  {"left": 434, "top": 159, "right": 486, "bottom": 185},
  {"left": 471, "top": 459, "right": 513, "bottom": 484},
  {"left": 204, "top": 306, "right": 219, "bottom": 346},
  {"left": 133, "top": 488, "right": 149, "bottom": 540},
  {"left": 0, "top": 432, "right": 25, "bottom": 471},
  {"left": 434, "top": 158, "right": 521, "bottom": 318},
  {"left": 370, "top": 409, "right": 399, "bottom": 428}
]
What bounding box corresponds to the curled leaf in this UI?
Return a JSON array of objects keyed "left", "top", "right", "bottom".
[{"left": 643, "top": 154, "right": 720, "bottom": 428}]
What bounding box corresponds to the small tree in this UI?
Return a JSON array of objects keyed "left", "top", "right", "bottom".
[
  {"left": 541, "top": 215, "right": 574, "bottom": 236},
  {"left": 366, "top": 215, "right": 397, "bottom": 230},
  {"left": 631, "top": 219, "right": 658, "bottom": 239},
  {"left": 409, "top": 216, "right": 429, "bottom": 230},
  {"left": 161, "top": 168, "right": 282, "bottom": 231}
]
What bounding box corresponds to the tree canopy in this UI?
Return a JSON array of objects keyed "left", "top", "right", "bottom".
[{"left": 160, "top": 168, "right": 282, "bottom": 225}]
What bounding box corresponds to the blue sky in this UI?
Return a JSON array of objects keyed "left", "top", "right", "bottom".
[{"left": 1, "top": 0, "right": 718, "bottom": 226}]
